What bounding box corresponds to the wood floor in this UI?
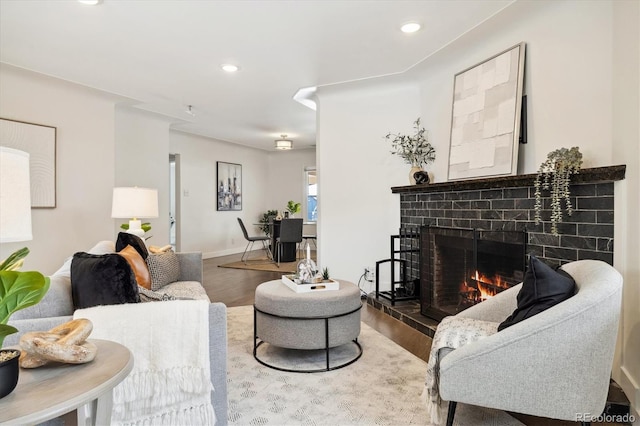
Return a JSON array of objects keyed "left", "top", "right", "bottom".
[{"left": 203, "top": 251, "right": 626, "bottom": 426}]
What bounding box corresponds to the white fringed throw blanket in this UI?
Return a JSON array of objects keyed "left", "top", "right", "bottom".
[
  {"left": 422, "top": 316, "right": 498, "bottom": 425},
  {"left": 74, "top": 300, "right": 216, "bottom": 426}
]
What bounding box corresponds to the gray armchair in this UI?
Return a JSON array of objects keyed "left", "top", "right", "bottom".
[{"left": 439, "top": 259, "right": 623, "bottom": 425}]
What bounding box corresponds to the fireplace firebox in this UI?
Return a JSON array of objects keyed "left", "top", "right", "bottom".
[{"left": 420, "top": 226, "right": 526, "bottom": 321}]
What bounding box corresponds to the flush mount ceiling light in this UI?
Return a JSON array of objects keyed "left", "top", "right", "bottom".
[
  {"left": 401, "top": 22, "right": 421, "bottom": 33},
  {"left": 275, "top": 134, "right": 293, "bottom": 150},
  {"left": 78, "top": 0, "right": 102, "bottom": 5},
  {"left": 221, "top": 64, "right": 239, "bottom": 73}
]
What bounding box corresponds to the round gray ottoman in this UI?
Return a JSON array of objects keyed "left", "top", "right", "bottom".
[{"left": 253, "top": 279, "right": 362, "bottom": 372}]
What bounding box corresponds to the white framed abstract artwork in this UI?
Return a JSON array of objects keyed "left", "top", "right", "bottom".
[
  {"left": 447, "top": 43, "right": 526, "bottom": 181},
  {"left": 0, "top": 118, "right": 57, "bottom": 208}
]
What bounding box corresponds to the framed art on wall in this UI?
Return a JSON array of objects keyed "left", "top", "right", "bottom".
[
  {"left": 217, "top": 161, "right": 242, "bottom": 211},
  {"left": 0, "top": 118, "right": 57, "bottom": 208},
  {"left": 447, "top": 43, "right": 526, "bottom": 181}
]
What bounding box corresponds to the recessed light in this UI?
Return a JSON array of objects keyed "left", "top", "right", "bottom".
[
  {"left": 401, "top": 22, "right": 421, "bottom": 33},
  {"left": 221, "top": 64, "right": 239, "bottom": 73},
  {"left": 78, "top": 0, "right": 102, "bottom": 5}
]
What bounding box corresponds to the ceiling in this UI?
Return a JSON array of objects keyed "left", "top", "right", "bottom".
[{"left": 0, "top": 0, "right": 514, "bottom": 151}]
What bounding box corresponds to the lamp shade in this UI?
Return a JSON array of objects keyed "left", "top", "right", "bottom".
[
  {"left": 111, "top": 187, "right": 159, "bottom": 219},
  {"left": 0, "top": 147, "right": 33, "bottom": 243}
]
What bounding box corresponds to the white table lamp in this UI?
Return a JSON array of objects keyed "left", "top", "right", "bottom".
[
  {"left": 111, "top": 187, "right": 159, "bottom": 237},
  {"left": 0, "top": 147, "right": 33, "bottom": 243}
]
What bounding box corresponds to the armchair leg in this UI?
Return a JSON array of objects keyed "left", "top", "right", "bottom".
[{"left": 446, "top": 401, "right": 457, "bottom": 426}]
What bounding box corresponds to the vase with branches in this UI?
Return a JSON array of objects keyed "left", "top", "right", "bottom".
[
  {"left": 385, "top": 118, "right": 436, "bottom": 184},
  {"left": 534, "top": 147, "right": 583, "bottom": 236}
]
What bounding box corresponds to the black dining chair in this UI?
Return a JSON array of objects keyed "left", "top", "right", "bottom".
[
  {"left": 275, "top": 218, "right": 303, "bottom": 266},
  {"left": 237, "top": 218, "right": 272, "bottom": 264}
]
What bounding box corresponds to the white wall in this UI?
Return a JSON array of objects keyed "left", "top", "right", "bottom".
[
  {"left": 316, "top": 0, "right": 639, "bottom": 414},
  {"left": 167, "top": 133, "right": 317, "bottom": 258},
  {"left": 0, "top": 63, "right": 316, "bottom": 267},
  {"left": 267, "top": 148, "right": 316, "bottom": 216},
  {"left": 413, "top": 0, "right": 613, "bottom": 179},
  {"left": 612, "top": 0, "right": 640, "bottom": 415},
  {"left": 115, "top": 105, "right": 174, "bottom": 246},
  {"left": 316, "top": 84, "right": 420, "bottom": 288},
  {"left": 169, "top": 130, "right": 271, "bottom": 258},
  {"left": 0, "top": 64, "right": 122, "bottom": 274}
]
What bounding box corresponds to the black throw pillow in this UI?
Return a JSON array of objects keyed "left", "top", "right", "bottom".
[
  {"left": 498, "top": 256, "right": 576, "bottom": 331},
  {"left": 71, "top": 252, "right": 140, "bottom": 309},
  {"left": 115, "top": 232, "right": 149, "bottom": 260}
]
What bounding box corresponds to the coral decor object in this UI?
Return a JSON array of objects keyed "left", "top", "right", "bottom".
[{"left": 19, "top": 318, "right": 97, "bottom": 368}]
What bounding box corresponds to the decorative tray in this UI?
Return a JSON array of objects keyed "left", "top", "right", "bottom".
[{"left": 281, "top": 275, "right": 340, "bottom": 293}]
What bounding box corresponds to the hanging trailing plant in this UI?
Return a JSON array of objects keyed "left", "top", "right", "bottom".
[{"left": 534, "top": 147, "right": 583, "bottom": 236}]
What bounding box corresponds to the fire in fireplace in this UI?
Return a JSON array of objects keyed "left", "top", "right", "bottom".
[{"left": 420, "top": 226, "right": 526, "bottom": 320}]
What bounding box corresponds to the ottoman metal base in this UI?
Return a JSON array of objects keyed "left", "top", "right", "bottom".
[{"left": 253, "top": 305, "right": 363, "bottom": 373}]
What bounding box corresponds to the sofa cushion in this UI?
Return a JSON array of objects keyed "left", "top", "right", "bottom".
[
  {"left": 156, "top": 281, "right": 210, "bottom": 301},
  {"left": 116, "top": 232, "right": 149, "bottom": 260},
  {"left": 71, "top": 252, "right": 140, "bottom": 309},
  {"left": 146, "top": 250, "right": 181, "bottom": 291},
  {"left": 498, "top": 256, "right": 576, "bottom": 331},
  {"left": 52, "top": 240, "right": 117, "bottom": 279},
  {"left": 137, "top": 285, "right": 177, "bottom": 302},
  {"left": 118, "top": 245, "right": 152, "bottom": 290},
  {"left": 9, "top": 275, "right": 74, "bottom": 320}
]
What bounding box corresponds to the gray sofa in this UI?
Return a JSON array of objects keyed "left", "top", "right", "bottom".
[{"left": 7, "top": 240, "right": 228, "bottom": 425}]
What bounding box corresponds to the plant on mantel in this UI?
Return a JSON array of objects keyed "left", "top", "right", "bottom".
[
  {"left": 534, "top": 147, "right": 583, "bottom": 236},
  {"left": 385, "top": 118, "right": 436, "bottom": 168}
]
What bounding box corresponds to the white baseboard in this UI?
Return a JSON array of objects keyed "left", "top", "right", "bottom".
[
  {"left": 202, "top": 247, "right": 262, "bottom": 259},
  {"left": 620, "top": 365, "right": 640, "bottom": 419}
]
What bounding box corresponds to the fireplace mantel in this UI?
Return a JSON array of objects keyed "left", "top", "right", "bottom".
[{"left": 391, "top": 165, "right": 626, "bottom": 194}]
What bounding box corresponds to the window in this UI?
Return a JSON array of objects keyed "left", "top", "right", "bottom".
[{"left": 305, "top": 167, "right": 317, "bottom": 222}]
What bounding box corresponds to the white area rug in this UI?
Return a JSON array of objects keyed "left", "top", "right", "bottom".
[{"left": 226, "top": 305, "right": 524, "bottom": 426}]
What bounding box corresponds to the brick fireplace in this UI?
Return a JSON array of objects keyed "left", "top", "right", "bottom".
[
  {"left": 421, "top": 226, "right": 527, "bottom": 320},
  {"left": 367, "top": 165, "right": 626, "bottom": 330}
]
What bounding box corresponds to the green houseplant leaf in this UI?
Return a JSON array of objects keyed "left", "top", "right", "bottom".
[
  {"left": 0, "top": 247, "right": 30, "bottom": 272},
  {"left": 0, "top": 270, "right": 50, "bottom": 347},
  {"left": 286, "top": 201, "right": 301, "bottom": 215},
  {"left": 120, "top": 222, "right": 152, "bottom": 232},
  {"left": 259, "top": 209, "right": 279, "bottom": 235}
]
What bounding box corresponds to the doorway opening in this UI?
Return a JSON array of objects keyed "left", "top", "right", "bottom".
[{"left": 169, "top": 154, "right": 181, "bottom": 251}]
